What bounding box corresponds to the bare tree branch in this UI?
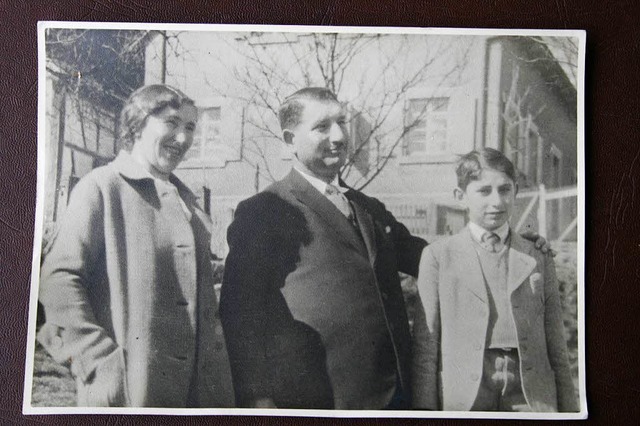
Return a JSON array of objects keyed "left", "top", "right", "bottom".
[{"left": 202, "top": 33, "right": 473, "bottom": 189}]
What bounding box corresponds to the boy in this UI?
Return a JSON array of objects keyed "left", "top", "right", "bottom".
[{"left": 411, "top": 148, "right": 578, "bottom": 412}]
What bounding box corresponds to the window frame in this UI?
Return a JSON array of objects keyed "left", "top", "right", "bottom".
[
  {"left": 177, "top": 97, "right": 237, "bottom": 169},
  {"left": 400, "top": 87, "right": 456, "bottom": 164}
]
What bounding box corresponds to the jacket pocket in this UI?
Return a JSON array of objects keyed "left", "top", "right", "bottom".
[{"left": 76, "top": 347, "right": 130, "bottom": 407}]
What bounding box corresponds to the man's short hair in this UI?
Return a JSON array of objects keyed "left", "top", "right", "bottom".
[
  {"left": 278, "top": 87, "right": 340, "bottom": 131},
  {"left": 456, "top": 148, "right": 517, "bottom": 190}
]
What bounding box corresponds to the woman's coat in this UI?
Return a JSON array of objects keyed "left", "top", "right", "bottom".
[{"left": 38, "top": 151, "right": 234, "bottom": 407}]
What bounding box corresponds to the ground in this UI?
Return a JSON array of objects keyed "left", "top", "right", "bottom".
[{"left": 31, "top": 341, "right": 75, "bottom": 407}]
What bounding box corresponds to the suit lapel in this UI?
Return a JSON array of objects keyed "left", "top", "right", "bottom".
[
  {"left": 286, "top": 170, "right": 367, "bottom": 257},
  {"left": 349, "top": 198, "right": 377, "bottom": 266},
  {"left": 455, "top": 229, "right": 489, "bottom": 304},
  {"left": 507, "top": 232, "right": 538, "bottom": 295}
]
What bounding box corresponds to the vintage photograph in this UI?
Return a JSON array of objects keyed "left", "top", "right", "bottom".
[{"left": 24, "top": 22, "right": 586, "bottom": 419}]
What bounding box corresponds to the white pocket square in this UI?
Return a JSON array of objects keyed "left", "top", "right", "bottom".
[{"left": 529, "top": 272, "right": 542, "bottom": 293}]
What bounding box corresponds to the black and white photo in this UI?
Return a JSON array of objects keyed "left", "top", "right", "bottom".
[{"left": 24, "top": 22, "right": 586, "bottom": 419}]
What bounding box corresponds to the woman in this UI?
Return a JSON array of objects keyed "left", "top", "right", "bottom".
[{"left": 38, "top": 84, "right": 234, "bottom": 407}]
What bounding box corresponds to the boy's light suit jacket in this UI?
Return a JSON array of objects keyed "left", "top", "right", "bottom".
[{"left": 412, "top": 228, "right": 578, "bottom": 412}]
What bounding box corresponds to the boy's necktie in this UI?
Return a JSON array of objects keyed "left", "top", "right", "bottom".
[{"left": 482, "top": 231, "right": 502, "bottom": 252}]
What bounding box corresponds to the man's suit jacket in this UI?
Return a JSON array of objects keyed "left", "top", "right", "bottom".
[
  {"left": 412, "top": 228, "right": 578, "bottom": 412},
  {"left": 220, "top": 169, "right": 426, "bottom": 409}
]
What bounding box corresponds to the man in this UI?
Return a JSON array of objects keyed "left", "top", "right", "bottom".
[
  {"left": 220, "top": 87, "right": 425, "bottom": 409},
  {"left": 220, "top": 87, "right": 549, "bottom": 410}
]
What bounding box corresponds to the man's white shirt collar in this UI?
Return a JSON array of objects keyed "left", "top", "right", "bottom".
[
  {"left": 468, "top": 221, "right": 510, "bottom": 244},
  {"left": 294, "top": 166, "right": 346, "bottom": 195}
]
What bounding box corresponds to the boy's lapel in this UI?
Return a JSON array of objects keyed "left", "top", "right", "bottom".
[
  {"left": 456, "top": 229, "right": 488, "bottom": 304},
  {"left": 507, "top": 232, "right": 538, "bottom": 295}
]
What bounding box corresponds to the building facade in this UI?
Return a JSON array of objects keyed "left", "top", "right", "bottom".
[{"left": 44, "top": 30, "right": 578, "bottom": 256}]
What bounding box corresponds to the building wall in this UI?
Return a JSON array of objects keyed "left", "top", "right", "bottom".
[
  {"left": 142, "top": 32, "right": 577, "bottom": 243},
  {"left": 492, "top": 37, "right": 578, "bottom": 189},
  {"left": 43, "top": 69, "right": 119, "bottom": 239},
  {"left": 491, "top": 37, "right": 578, "bottom": 239},
  {"left": 145, "top": 32, "right": 486, "bottom": 198}
]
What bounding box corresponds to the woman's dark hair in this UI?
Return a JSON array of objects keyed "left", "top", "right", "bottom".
[{"left": 118, "top": 84, "right": 195, "bottom": 151}]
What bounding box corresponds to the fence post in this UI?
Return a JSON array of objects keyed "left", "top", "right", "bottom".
[{"left": 537, "top": 184, "right": 547, "bottom": 238}]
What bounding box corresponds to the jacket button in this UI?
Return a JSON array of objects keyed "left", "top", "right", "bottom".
[
  {"left": 214, "top": 324, "right": 224, "bottom": 336},
  {"left": 214, "top": 342, "right": 224, "bottom": 351},
  {"left": 177, "top": 299, "right": 188, "bottom": 306},
  {"left": 471, "top": 373, "right": 480, "bottom": 382},
  {"left": 474, "top": 343, "right": 482, "bottom": 350},
  {"left": 381, "top": 292, "right": 388, "bottom": 301}
]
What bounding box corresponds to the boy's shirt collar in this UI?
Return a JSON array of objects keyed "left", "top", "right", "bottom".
[{"left": 468, "top": 221, "right": 510, "bottom": 244}]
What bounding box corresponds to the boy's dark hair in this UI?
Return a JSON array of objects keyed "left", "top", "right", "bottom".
[
  {"left": 456, "top": 148, "right": 517, "bottom": 190},
  {"left": 119, "top": 84, "right": 195, "bottom": 152},
  {"left": 278, "top": 87, "right": 339, "bottom": 131}
]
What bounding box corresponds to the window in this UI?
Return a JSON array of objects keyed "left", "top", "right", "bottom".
[
  {"left": 404, "top": 97, "right": 449, "bottom": 156},
  {"left": 503, "top": 113, "right": 542, "bottom": 188},
  {"left": 183, "top": 106, "right": 221, "bottom": 162}
]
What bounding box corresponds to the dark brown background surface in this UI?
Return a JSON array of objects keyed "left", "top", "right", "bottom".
[{"left": 1, "top": 0, "right": 638, "bottom": 424}]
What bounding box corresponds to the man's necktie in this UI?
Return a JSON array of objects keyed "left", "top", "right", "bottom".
[{"left": 325, "top": 184, "right": 354, "bottom": 220}]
